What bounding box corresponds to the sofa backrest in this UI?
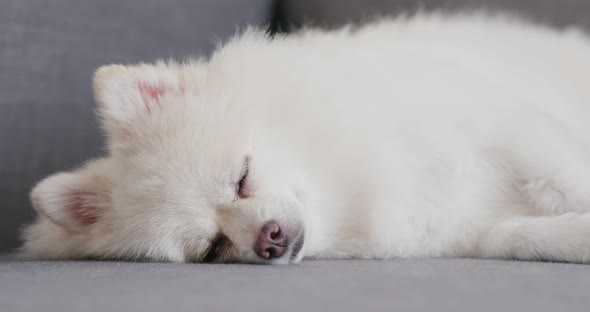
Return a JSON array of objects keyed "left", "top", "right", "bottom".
[{"left": 280, "top": 0, "right": 590, "bottom": 31}]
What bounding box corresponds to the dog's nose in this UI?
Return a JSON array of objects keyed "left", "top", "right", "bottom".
[{"left": 254, "top": 221, "right": 287, "bottom": 259}]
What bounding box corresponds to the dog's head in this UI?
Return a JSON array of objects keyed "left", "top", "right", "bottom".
[{"left": 21, "top": 62, "right": 308, "bottom": 264}]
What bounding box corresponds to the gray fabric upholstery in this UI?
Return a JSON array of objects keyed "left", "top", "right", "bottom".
[
  {"left": 2, "top": 257, "right": 590, "bottom": 312},
  {"left": 0, "top": 0, "right": 273, "bottom": 252},
  {"left": 280, "top": 0, "right": 590, "bottom": 31}
]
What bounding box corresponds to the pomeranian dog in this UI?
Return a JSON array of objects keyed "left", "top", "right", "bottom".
[{"left": 21, "top": 13, "right": 590, "bottom": 264}]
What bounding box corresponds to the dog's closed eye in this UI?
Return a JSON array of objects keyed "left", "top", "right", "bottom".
[
  {"left": 235, "top": 156, "right": 251, "bottom": 199},
  {"left": 202, "top": 232, "right": 231, "bottom": 263}
]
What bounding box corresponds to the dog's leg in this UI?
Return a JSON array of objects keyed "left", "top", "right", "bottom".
[{"left": 477, "top": 213, "right": 590, "bottom": 263}]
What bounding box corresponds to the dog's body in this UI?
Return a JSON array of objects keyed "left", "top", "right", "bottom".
[{"left": 22, "top": 14, "right": 590, "bottom": 264}]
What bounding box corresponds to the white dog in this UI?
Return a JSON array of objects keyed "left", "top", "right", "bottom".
[{"left": 21, "top": 13, "right": 590, "bottom": 264}]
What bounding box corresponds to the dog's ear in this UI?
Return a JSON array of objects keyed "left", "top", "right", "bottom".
[
  {"left": 93, "top": 64, "right": 183, "bottom": 138},
  {"left": 30, "top": 159, "right": 112, "bottom": 233}
]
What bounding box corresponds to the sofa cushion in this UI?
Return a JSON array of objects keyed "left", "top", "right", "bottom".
[
  {"left": 0, "top": 0, "right": 273, "bottom": 252},
  {"left": 1, "top": 257, "right": 590, "bottom": 312}
]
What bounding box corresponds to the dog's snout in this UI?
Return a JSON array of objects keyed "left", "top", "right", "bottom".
[{"left": 254, "top": 221, "right": 287, "bottom": 259}]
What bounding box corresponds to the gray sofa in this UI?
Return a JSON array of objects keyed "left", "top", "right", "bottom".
[{"left": 2, "top": 1, "right": 590, "bottom": 311}]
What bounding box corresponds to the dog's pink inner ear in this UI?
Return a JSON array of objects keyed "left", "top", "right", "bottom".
[
  {"left": 65, "top": 191, "right": 99, "bottom": 226},
  {"left": 33, "top": 189, "right": 101, "bottom": 233},
  {"left": 137, "top": 82, "right": 166, "bottom": 114}
]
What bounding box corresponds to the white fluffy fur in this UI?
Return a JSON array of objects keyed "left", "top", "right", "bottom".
[{"left": 21, "top": 13, "right": 590, "bottom": 264}]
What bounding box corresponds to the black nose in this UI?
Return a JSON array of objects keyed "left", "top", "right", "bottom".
[{"left": 254, "top": 221, "right": 287, "bottom": 259}]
